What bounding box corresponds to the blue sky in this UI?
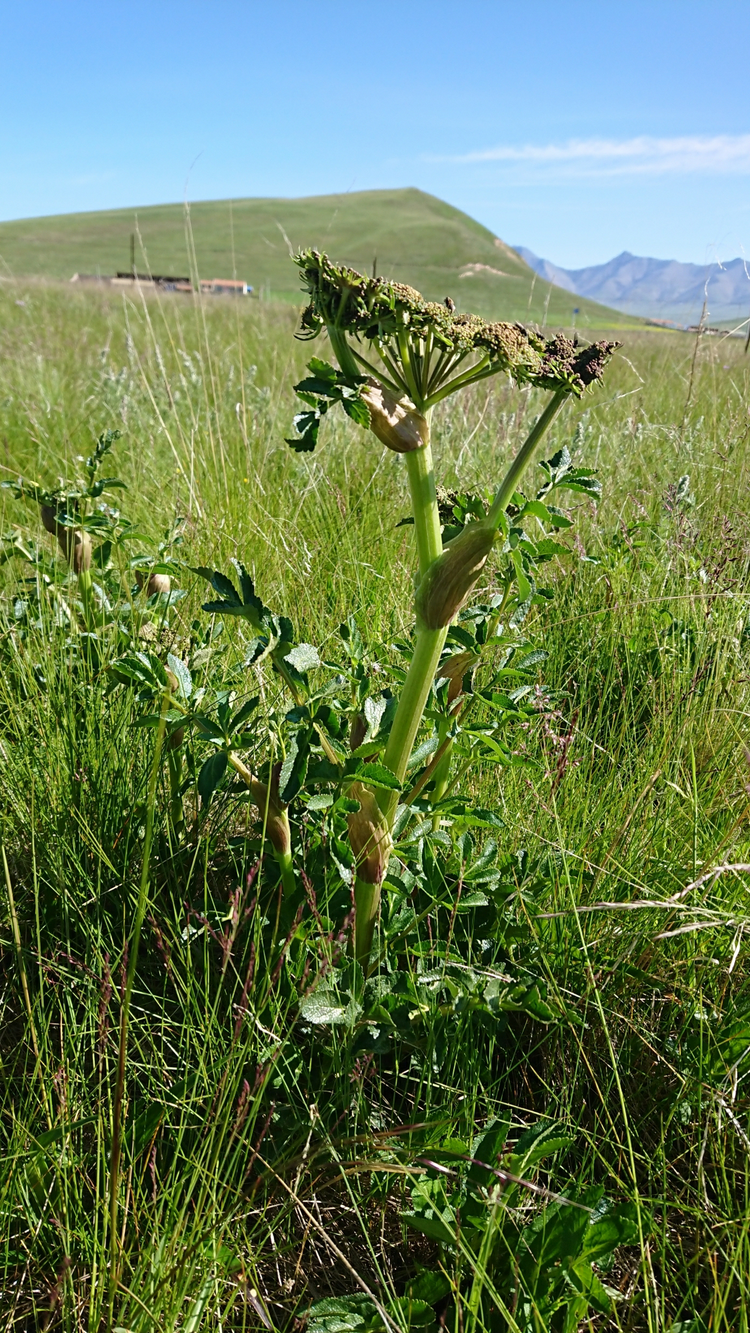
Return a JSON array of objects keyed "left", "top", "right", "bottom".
[{"left": 2, "top": 0, "right": 749, "bottom": 267}]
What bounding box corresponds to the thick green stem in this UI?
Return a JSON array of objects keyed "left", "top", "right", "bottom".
[
  {"left": 328, "top": 326, "right": 360, "bottom": 380},
  {"left": 487, "top": 389, "right": 567, "bottom": 529},
  {"left": 353, "top": 878, "right": 380, "bottom": 964},
  {"left": 77, "top": 567, "right": 95, "bottom": 629},
  {"left": 276, "top": 847, "right": 297, "bottom": 898},
  {"left": 404, "top": 437, "right": 442, "bottom": 576},
  {"left": 353, "top": 422, "right": 446, "bottom": 960}
]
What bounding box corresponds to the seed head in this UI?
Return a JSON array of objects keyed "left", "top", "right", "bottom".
[{"left": 294, "top": 250, "right": 619, "bottom": 399}]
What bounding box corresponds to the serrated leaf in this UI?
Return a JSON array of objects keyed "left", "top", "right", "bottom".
[
  {"left": 517, "top": 499, "right": 553, "bottom": 523},
  {"left": 353, "top": 761, "right": 401, "bottom": 791},
  {"left": 307, "top": 793, "right": 334, "bottom": 811},
  {"left": 534, "top": 538, "right": 570, "bottom": 558},
  {"left": 307, "top": 357, "right": 338, "bottom": 381},
  {"left": 363, "top": 695, "right": 387, "bottom": 739},
  {"left": 284, "top": 642, "right": 320, "bottom": 673},
  {"left": 342, "top": 396, "right": 371, "bottom": 428}
]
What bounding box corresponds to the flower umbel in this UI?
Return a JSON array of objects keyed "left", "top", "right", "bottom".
[{"left": 290, "top": 250, "right": 620, "bottom": 429}]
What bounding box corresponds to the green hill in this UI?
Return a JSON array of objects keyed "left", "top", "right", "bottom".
[{"left": 0, "top": 188, "right": 641, "bottom": 330}]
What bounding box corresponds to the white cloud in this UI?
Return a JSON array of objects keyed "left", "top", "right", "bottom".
[{"left": 444, "top": 135, "right": 750, "bottom": 175}]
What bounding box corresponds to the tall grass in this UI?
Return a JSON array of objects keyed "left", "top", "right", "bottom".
[{"left": 1, "top": 278, "right": 750, "bottom": 1330}]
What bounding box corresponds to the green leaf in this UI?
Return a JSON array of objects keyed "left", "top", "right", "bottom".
[
  {"left": 307, "top": 793, "right": 334, "bottom": 810},
  {"left": 192, "top": 715, "right": 226, "bottom": 741},
  {"left": 511, "top": 549, "right": 532, "bottom": 603},
  {"left": 515, "top": 1121, "right": 574, "bottom": 1166},
  {"left": 299, "top": 993, "right": 348, "bottom": 1025},
  {"left": 279, "top": 731, "right": 309, "bottom": 803},
  {"left": 581, "top": 1202, "right": 640, "bottom": 1262},
  {"left": 306, "top": 1295, "right": 382, "bottom": 1333},
  {"left": 391, "top": 1297, "right": 434, "bottom": 1326},
  {"left": 342, "top": 395, "right": 371, "bottom": 428},
  {"left": 353, "top": 761, "right": 401, "bottom": 791},
  {"left": 286, "top": 408, "right": 323, "bottom": 452},
  {"left": 517, "top": 499, "right": 553, "bottom": 523},
  {"left": 307, "top": 357, "right": 338, "bottom": 381},
  {"left": 230, "top": 696, "right": 259, "bottom": 731},
  {"left": 534, "top": 538, "right": 570, "bottom": 558},
  {"left": 167, "top": 653, "right": 192, "bottom": 699},
  {"left": 564, "top": 1259, "right": 612, "bottom": 1314},
  {"left": 516, "top": 649, "right": 547, "bottom": 671},
  {"left": 284, "top": 642, "right": 320, "bottom": 673},
  {"left": 453, "top": 807, "right": 504, "bottom": 830},
  {"left": 545, "top": 506, "right": 573, "bottom": 529},
  {"left": 198, "top": 751, "right": 228, "bottom": 800},
  {"left": 405, "top": 1272, "right": 452, "bottom": 1305},
  {"left": 402, "top": 1211, "right": 457, "bottom": 1247}
]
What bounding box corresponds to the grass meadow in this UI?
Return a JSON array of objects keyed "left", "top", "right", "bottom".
[{"left": 1, "top": 275, "right": 750, "bottom": 1331}]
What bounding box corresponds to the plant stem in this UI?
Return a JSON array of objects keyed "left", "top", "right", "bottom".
[
  {"left": 227, "top": 752, "right": 296, "bottom": 895},
  {"left": 353, "top": 879, "right": 380, "bottom": 964},
  {"left": 353, "top": 420, "right": 446, "bottom": 960},
  {"left": 167, "top": 748, "right": 184, "bottom": 831},
  {"left": 404, "top": 431, "right": 442, "bottom": 576},
  {"left": 429, "top": 715, "right": 454, "bottom": 828},
  {"left": 487, "top": 389, "right": 567, "bottom": 529}
]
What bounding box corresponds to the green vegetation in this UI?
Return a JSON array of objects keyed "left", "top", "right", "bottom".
[
  {"left": 0, "top": 188, "right": 643, "bottom": 329},
  {"left": 1, "top": 269, "right": 749, "bottom": 1332}
]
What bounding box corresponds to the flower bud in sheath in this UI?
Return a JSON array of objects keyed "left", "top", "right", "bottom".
[
  {"left": 250, "top": 763, "right": 291, "bottom": 860},
  {"left": 164, "top": 669, "right": 185, "bottom": 750},
  {"left": 416, "top": 523, "right": 495, "bottom": 629},
  {"left": 136, "top": 569, "right": 172, "bottom": 598},
  {"left": 349, "top": 713, "right": 367, "bottom": 753},
  {"left": 347, "top": 782, "right": 393, "bottom": 885},
  {"left": 436, "top": 650, "right": 480, "bottom": 703},
  {"left": 41, "top": 505, "right": 92, "bottom": 573},
  {"left": 361, "top": 382, "right": 428, "bottom": 454}
]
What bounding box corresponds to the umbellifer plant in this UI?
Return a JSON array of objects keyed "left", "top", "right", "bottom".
[{"left": 283, "top": 253, "right": 619, "bottom": 960}]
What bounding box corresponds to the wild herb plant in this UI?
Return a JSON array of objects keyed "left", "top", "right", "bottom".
[{"left": 179, "top": 255, "right": 617, "bottom": 962}]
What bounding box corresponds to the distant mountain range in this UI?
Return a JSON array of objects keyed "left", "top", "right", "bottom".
[{"left": 515, "top": 245, "right": 750, "bottom": 325}]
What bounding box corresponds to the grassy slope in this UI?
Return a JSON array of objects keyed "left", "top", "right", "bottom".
[
  {"left": 1, "top": 283, "right": 748, "bottom": 1329},
  {"left": 0, "top": 187, "right": 642, "bottom": 330}
]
